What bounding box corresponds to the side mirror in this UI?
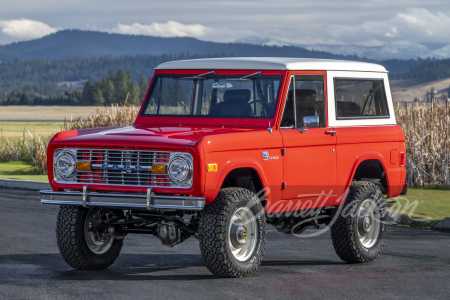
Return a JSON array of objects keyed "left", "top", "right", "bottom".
[{"left": 303, "top": 116, "right": 319, "bottom": 128}]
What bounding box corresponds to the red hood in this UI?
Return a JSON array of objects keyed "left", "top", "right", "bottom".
[{"left": 54, "top": 125, "right": 252, "bottom": 149}]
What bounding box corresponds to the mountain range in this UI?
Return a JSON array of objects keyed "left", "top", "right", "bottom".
[
  {"left": 0, "top": 29, "right": 427, "bottom": 75},
  {"left": 0, "top": 29, "right": 356, "bottom": 62},
  {"left": 236, "top": 36, "right": 450, "bottom": 61}
]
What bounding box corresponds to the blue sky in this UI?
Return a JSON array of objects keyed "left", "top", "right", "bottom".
[{"left": 1, "top": 0, "right": 450, "bottom": 46}]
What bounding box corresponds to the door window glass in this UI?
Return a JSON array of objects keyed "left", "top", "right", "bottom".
[{"left": 294, "top": 75, "right": 326, "bottom": 128}]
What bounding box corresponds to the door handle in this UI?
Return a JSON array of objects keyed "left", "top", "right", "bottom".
[{"left": 325, "top": 130, "right": 336, "bottom": 136}]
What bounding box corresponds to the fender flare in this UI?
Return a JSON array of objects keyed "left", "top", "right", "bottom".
[
  {"left": 203, "top": 158, "right": 270, "bottom": 204},
  {"left": 337, "top": 152, "right": 391, "bottom": 205}
]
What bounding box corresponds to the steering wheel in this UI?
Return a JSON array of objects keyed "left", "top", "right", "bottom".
[{"left": 243, "top": 100, "right": 273, "bottom": 117}]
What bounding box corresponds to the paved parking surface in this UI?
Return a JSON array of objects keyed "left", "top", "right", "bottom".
[{"left": 0, "top": 188, "right": 449, "bottom": 299}]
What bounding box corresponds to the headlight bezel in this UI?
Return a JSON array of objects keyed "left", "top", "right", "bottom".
[
  {"left": 167, "top": 154, "right": 193, "bottom": 186},
  {"left": 54, "top": 149, "right": 77, "bottom": 181}
]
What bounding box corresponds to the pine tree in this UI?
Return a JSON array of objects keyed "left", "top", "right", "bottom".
[
  {"left": 98, "top": 78, "right": 115, "bottom": 105},
  {"left": 81, "top": 81, "right": 96, "bottom": 105},
  {"left": 93, "top": 87, "right": 105, "bottom": 106},
  {"left": 114, "top": 70, "right": 129, "bottom": 103}
]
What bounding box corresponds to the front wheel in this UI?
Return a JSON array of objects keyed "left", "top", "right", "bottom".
[
  {"left": 198, "top": 188, "right": 267, "bottom": 278},
  {"left": 331, "top": 182, "right": 388, "bottom": 263},
  {"left": 56, "top": 205, "right": 123, "bottom": 270}
]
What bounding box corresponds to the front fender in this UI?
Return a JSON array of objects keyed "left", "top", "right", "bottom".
[
  {"left": 203, "top": 157, "right": 269, "bottom": 204},
  {"left": 202, "top": 153, "right": 283, "bottom": 206}
]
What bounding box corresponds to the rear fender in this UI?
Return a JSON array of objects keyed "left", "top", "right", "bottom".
[{"left": 337, "top": 152, "right": 391, "bottom": 205}]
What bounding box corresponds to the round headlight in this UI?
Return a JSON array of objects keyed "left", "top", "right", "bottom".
[
  {"left": 55, "top": 151, "right": 76, "bottom": 180},
  {"left": 167, "top": 156, "right": 191, "bottom": 183}
]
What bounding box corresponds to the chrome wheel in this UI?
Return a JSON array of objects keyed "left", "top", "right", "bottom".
[
  {"left": 84, "top": 210, "right": 114, "bottom": 255},
  {"left": 228, "top": 207, "right": 258, "bottom": 261},
  {"left": 357, "top": 199, "right": 380, "bottom": 249}
]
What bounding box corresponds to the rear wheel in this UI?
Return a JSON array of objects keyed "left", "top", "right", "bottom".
[
  {"left": 198, "top": 188, "right": 267, "bottom": 278},
  {"left": 331, "top": 182, "right": 388, "bottom": 263},
  {"left": 56, "top": 205, "right": 123, "bottom": 270}
]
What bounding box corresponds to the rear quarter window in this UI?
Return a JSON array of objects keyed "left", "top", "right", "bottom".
[{"left": 334, "top": 79, "right": 389, "bottom": 119}]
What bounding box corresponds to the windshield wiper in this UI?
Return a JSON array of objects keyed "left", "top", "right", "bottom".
[
  {"left": 226, "top": 71, "right": 262, "bottom": 81},
  {"left": 180, "top": 71, "right": 216, "bottom": 81}
]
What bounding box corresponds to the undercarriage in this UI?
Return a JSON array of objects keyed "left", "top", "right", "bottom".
[{"left": 86, "top": 209, "right": 200, "bottom": 247}]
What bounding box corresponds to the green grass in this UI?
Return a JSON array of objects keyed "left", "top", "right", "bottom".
[
  {"left": 0, "top": 162, "right": 48, "bottom": 182},
  {"left": 0, "top": 122, "right": 63, "bottom": 142},
  {"left": 390, "top": 188, "right": 450, "bottom": 221}
]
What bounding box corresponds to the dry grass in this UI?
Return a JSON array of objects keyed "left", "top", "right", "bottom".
[
  {"left": 395, "top": 99, "right": 450, "bottom": 187},
  {"left": 0, "top": 101, "right": 140, "bottom": 175},
  {"left": 0, "top": 106, "right": 100, "bottom": 121},
  {"left": 63, "top": 102, "right": 139, "bottom": 130},
  {"left": 0, "top": 122, "right": 63, "bottom": 141},
  {"left": 0, "top": 130, "right": 50, "bottom": 174}
]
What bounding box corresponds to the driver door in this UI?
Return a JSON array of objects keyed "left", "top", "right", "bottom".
[{"left": 280, "top": 73, "right": 337, "bottom": 209}]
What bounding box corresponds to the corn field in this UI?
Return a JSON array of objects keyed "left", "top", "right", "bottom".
[
  {"left": 395, "top": 100, "right": 450, "bottom": 187},
  {"left": 1, "top": 100, "right": 450, "bottom": 187},
  {"left": 0, "top": 129, "right": 49, "bottom": 175},
  {"left": 63, "top": 102, "right": 140, "bottom": 131}
]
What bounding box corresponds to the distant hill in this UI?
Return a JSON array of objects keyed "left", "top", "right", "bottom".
[
  {"left": 0, "top": 29, "right": 359, "bottom": 61},
  {"left": 0, "top": 29, "right": 447, "bottom": 100},
  {"left": 391, "top": 77, "right": 450, "bottom": 102},
  {"left": 0, "top": 53, "right": 209, "bottom": 95}
]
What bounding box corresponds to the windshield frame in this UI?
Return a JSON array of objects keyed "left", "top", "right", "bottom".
[{"left": 136, "top": 70, "right": 288, "bottom": 127}]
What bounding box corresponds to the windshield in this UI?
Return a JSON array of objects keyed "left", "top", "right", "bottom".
[{"left": 142, "top": 75, "right": 283, "bottom": 118}]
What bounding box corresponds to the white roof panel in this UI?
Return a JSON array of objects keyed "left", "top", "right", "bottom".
[{"left": 155, "top": 57, "right": 387, "bottom": 73}]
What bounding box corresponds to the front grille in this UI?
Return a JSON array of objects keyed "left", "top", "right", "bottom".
[{"left": 75, "top": 149, "right": 172, "bottom": 186}]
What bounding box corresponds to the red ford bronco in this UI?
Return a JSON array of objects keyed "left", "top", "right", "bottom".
[{"left": 41, "top": 58, "right": 407, "bottom": 277}]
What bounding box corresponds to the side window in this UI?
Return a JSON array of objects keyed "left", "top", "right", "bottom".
[
  {"left": 294, "top": 75, "right": 326, "bottom": 128},
  {"left": 335, "top": 79, "right": 389, "bottom": 119}
]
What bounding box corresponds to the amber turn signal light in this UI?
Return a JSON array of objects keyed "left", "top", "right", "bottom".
[
  {"left": 207, "top": 164, "right": 218, "bottom": 172},
  {"left": 151, "top": 165, "right": 167, "bottom": 174},
  {"left": 76, "top": 162, "right": 91, "bottom": 171}
]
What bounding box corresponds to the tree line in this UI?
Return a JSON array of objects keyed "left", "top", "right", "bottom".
[
  {"left": 0, "top": 53, "right": 229, "bottom": 97},
  {"left": 390, "top": 58, "right": 450, "bottom": 81},
  {"left": 2, "top": 53, "right": 450, "bottom": 106},
  {"left": 0, "top": 70, "right": 149, "bottom": 106}
]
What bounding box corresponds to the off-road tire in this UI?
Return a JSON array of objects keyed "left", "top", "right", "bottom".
[
  {"left": 56, "top": 205, "right": 123, "bottom": 270},
  {"left": 331, "top": 181, "right": 388, "bottom": 263},
  {"left": 198, "top": 188, "right": 267, "bottom": 278}
]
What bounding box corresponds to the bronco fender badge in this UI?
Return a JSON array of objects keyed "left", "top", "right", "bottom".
[{"left": 262, "top": 151, "right": 279, "bottom": 161}]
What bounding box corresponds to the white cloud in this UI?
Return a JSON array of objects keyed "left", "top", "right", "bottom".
[
  {"left": 111, "top": 21, "right": 211, "bottom": 37},
  {"left": 0, "top": 18, "right": 58, "bottom": 39},
  {"left": 328, "top": 8, "right": 450, "bottom": 45}
]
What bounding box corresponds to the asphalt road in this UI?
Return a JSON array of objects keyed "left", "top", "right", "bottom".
[{"left": 1, "top": 188, "right": 449, "bottom": 300}]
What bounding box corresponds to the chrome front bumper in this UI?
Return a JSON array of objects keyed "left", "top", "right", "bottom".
[{"left": 40, "top": 189, "right": 205, "bottom": 211}]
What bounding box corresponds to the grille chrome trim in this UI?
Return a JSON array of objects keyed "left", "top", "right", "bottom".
[{"left": 54, "top": 148, "right": 193, "bottom": 188}]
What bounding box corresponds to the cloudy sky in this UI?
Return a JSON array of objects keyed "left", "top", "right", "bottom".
[{"left": 0, "top": 0, "right": 450, "bottom": 46}]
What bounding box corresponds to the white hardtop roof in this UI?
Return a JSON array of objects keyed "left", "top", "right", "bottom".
[{"left": 155, "top": 57, "right": 387, "bottom": 73}]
